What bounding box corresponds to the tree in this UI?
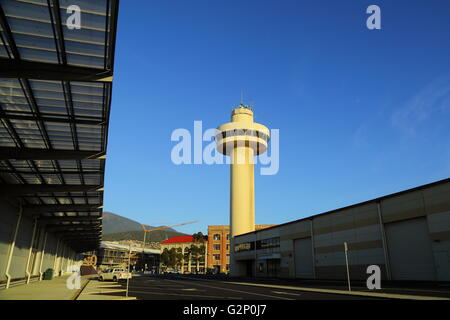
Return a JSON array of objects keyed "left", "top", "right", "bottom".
[
  {"left": 189, "top": 243, "right": 206, "bottom": 273},
  {"left": 192, "top": 232, "right": 205, "bottom": 243},
  {"left": 190, "top": 232, "right": 206, "bottom": 273},
  {"left": 174, "top": 248, "right": 183, "bottom": 270},
  {"left": 161, "top": 248, "right": 183, "bottom": 270},
  {"left": 160, "top": 248, "right": 171, "bottom": 269}
]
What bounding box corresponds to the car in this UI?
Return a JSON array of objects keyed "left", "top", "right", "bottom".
[
  {"left": 98, "top": 268, "right": 132, "bottom": 282},
  {"left": 164, "top": 269, "right": 180, "bottom": 274}
]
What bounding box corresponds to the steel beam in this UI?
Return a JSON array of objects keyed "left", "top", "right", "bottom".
[
  {"left": 0, "top": 58, "right": 113, "bottom": 82},
  {"left": 62, "top": 237, "right": 99, "bottom": 241},
  {"left": 39, "top": 216, "right": 102, "bottom": 223},
  {"left": 23, "top": 204, "right": 102, "bottom": 214},
  {"left": 56, "top": 235, "right": 100, "bottom": 240},
  {"left": 0, "top": 184, "right": 103, "bottom": 195},
  {"left": 52, "top": 225, "right": 102, "bottom": 231},
  {"left": 49, "top": 228, "right": 101, "bottom": 234},
  {"left": 0, "top": 147, "right": 106, "bottom": 160},
  {"left": 0, "top": 113, "right": 105, "bottom": 126},
  {"left": 48, "top": 227, "right": 101, "bottom": 232}
]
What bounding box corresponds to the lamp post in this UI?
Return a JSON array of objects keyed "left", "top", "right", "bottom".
[
  {"left": 142, "top": 230, "right": 147, "bottom": 272},
  {"left": 126, "top": 245, "right": 131, "bottom": 298}
]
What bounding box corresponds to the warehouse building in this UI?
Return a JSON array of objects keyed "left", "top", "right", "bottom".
[
  {"left": 232, "top": 178, "right": 450, "bottom": 282},
  {"left": 96, "top": 242, "right": 160, "bottom": 273}
]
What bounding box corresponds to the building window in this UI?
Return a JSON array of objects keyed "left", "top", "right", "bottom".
[
  {"left": 234, "top": 241, "right": 255, "bottom": 253},
  {"left": 213, "top": 244, "right": 220, "bottom": 251},
  {"left": 256, "top": 237, "right": 280, "bottom": 251},
  {"left": 226, "top": 233, "right": 230, "bottom": 240},
  {"left": 213, "top": 254, "right": 220, "bottom": 261},
  {"left": 213, "top": 234, "right": 221, "bottom": 241},
  {"left": 226, "top": 244, "right": 230, "bottom": 251}
]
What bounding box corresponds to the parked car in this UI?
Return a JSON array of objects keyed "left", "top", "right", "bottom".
[
  {"left": 98, "top": 268, "right": 132, "bottom": 282},
  {"left": 164, "top": 269, "right": 181, "bottom": 274}
]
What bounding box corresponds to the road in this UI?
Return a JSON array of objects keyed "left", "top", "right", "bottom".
[{"left": 107, "top": 274, "right": 380, "bottom": 300}]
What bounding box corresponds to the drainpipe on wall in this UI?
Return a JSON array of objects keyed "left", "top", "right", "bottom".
[
  {"left": 66, "top": 250, "right": 71, "bottom": 272},
  {"left": 377, "top": 202, "right": 392, "bottom": 280},
  {"left": 5, "top": 204, "right": 23, "bottom": 289},
  {"left": 25, "top": 217, "right": 38, "bottom": 284},
  {"left": 310, "top": 219, "right": 317, "bottom": 279},
  {"left": 39, "top": 232, "right": 48, "bottom": 281},
  {"left": 60, "top": 244, "right": 66, "bottom": 276},
  {"left": 204, "top": 241, "right": 208, "bottom": 274},
  {"left": 254, "top": 236, "right": 257, "bottom": 277},
  {"left": 53, "top": 239, "right": 60, "bottom": 277}
]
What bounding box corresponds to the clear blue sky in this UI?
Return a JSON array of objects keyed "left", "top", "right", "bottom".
[{"left": 104, "top": 0, "right": 450, "bottom": 235}]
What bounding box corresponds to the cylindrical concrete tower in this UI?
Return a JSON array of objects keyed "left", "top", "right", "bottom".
[{"left": 216, "top": 104, "right": 270, "bottom": 238}]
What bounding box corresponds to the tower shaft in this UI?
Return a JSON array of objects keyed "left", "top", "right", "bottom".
[{"left": 230, "top": 146, "right": 255, "bottom": 237}]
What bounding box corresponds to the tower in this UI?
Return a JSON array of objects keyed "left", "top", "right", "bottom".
[{"left": 216, "top": 104, "right": 270, "bottom": 238}]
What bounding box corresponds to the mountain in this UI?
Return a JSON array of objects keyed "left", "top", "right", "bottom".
[
  {"left": 102, "top": 211, "right": 176, "bottom": 235},
  {"left": 102, "top": 212, "right": 142, "bottom": 235},
  {"left": 102, "top": 229, "right": 187, "bottom": 243}
]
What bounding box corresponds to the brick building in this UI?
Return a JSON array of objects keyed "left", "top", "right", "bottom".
[{"left": 207, "top": 225, "right": 275, "bottom": 273}]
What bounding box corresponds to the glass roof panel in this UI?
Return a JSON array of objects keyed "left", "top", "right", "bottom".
[{"left": 44, "top": 121, "right": 74, "bottom": 149}]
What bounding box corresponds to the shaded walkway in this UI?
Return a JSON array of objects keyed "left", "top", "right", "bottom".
[{"left": 0, "top": 275, "right": 91, "bottom": 300}]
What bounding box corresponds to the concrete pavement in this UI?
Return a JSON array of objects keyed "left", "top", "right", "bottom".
[
  {"left": 76, "top": 279, "right": 136, "bottom": 300},
  {"left": 2, "top": 273, "right": 447, "bottom": 301},
  {"left": 0, "top": 274, "right": 91, "bottom": 300},
  {"left": 114, "top": 275, "right": 380, "bottom": 300},
  {"left": 0, "top": 274, "right": 137, "bottom": 300},
  {"left": 181, "top": 274, "right": 450, "bottom": 299},
  {"left": 114, "top": 274, "right": 450, "bottom": 300}
]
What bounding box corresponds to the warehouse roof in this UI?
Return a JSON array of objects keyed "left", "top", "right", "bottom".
[
  {"left": 235, "top": 177, "right": 450, "bottom": 239},
  {"left": 101, "top": 241, "right": 160, "bottom": 255},
  {"left": 0, "top": 0, "right": 119, "bottom": 252}
]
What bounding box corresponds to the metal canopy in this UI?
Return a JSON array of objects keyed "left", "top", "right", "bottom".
[{"left": 0, "top": 0, "right": 119, "bottom": 252}]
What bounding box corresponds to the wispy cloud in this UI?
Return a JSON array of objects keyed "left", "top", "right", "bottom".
[
  {"left": 352, "top": 124, "right": 368, "bottom": 148},
  {"left": 391, "top": 76, "right": 450, "bottom": 136}
]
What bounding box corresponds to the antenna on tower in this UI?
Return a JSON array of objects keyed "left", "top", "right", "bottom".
[
  {"left": 248, "top": 100, "right": 254, "bottom": 111},
  {"left": 238, "top": 91, "right": 253, "bottom": 110},
  {"left": 240, "top": 90, "right": 244, "bottom": 108}
]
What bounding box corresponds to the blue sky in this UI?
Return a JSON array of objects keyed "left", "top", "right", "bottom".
[{"left": 104, "top": 0, "right": 450, "bottom": 235}]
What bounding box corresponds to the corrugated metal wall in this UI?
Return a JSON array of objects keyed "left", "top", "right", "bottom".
[
  {"left": 294, "top": 237, "right": 314, "bottom": 278},
  {"left": 385, "top": 218, "right": 435, "bottom": 280}
]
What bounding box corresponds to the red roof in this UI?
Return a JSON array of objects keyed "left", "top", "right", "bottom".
[
  {"left": 160, "top": 235, "right": 194, "bottom": 244},
  {"left": 160, "top": 235, "right": 207, "bottom": 244}
]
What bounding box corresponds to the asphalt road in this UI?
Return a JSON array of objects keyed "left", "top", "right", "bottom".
[{"left": 110, "top": 274, "right": 379, "bottom": 300}]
